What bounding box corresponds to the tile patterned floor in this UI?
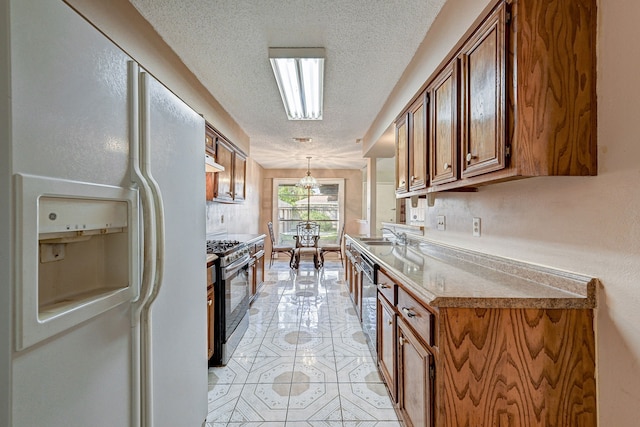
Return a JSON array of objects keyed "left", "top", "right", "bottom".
[{"left": 206, "top": 259, "right": 402, "bottom": 427}]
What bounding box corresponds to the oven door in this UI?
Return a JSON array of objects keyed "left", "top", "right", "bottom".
[{"left": 222, "top": 256, "right": 251, "bottom": 339}]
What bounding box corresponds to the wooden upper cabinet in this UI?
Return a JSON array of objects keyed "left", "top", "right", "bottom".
[
  {"left": 395, "top": 115, "right": 409, "bottom": 194},
  {"left": 205, "top": 129, "right": 215, "bottom": 154},
  {"left": 214, "top": 138, "right": 234, "bottom": 202},
  {"left": 394, "top": 0, "right": 596, "bottom": 195},
  {"left": 429, "top": 60, "right": 458, "bottom": 185},
  {"left": 511, "top": 0, "right": 596, "bottom": 176},
  {"left": 408, "top": 92, "right": 428, "bottom": 192},
  {"left": 233, "top": 152, "right": 246, "bottom": 202},
  {"left": 205, "top": 122, "right": 248, "bottom": 203},
  {"left": 460, "top": 2, "right": 506, "bottom": 179}
]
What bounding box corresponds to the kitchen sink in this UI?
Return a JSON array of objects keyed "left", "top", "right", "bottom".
[{"left": 359, "top": 237, "right": 394, "bottom": 245}]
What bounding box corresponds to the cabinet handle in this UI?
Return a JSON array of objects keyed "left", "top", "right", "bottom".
[
  {"left": 387, "top": 319, "right": 393, "bottom": 326},
  {"left": 399, "top": 336, "right": 406, "bottom": 346},
  {"left": 466, "top": 152, "right": 477, "bottom": 163},
  {"left": 379, "top": 283, "right": 390, "bottom": 289},
  {"left": 207, "top": 299, "right": 212, "bottom": 306},
  {"left": 443, "top": 162, "right": 450, "bottom": 170},
  {"left": 402, "top": 307, "right": 416, "bottom": 318},
  {"left": 400, "top": 180, "right": 406, "bottom": 185},
  {"left": 410, "top": 175, "right": 415, "bottom": 182}
]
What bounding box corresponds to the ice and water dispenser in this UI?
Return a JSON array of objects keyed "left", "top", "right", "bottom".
[{"left": 15, "top": 174, "right": 139, "bottom": 350}]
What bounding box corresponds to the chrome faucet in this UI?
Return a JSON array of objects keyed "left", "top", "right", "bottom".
[{"left": 381, "top": 227, "right": 408, "bottom": 245}]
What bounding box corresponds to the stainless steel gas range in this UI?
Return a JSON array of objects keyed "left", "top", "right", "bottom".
[{"left": 206, "top": 239, "right": 251, "bottom": 366}]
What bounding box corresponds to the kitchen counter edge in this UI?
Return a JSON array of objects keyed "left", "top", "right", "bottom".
[{"left": 346, "top": 234, "right": 598, "bottom": 310}]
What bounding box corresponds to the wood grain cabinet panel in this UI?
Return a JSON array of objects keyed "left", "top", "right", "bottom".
[
  {"left": 428, "top": 61, "right": 458, "bottom": 186},
  {"left": 398, "top": 318, "right": 435, "bottom": 427},
  {"left": 398, "top": 287, "right": 435, "bottom": 347},
  {"left": 377, "top": 269, "right": 397, "bottom": 305},
  {"left": 395, "top": 115, "right": 409, "bottom": 194},
  {"left": 378, "top": 293, "right": 397, "bottom": 403},
  {"left": 214, "top": 138, "right": 234, "bottom": 202},
  {"left": 233, "top": 152, "right": 246, "bottom": 202},
  {"left": 206, "top": 286, "right": 214, "bottom": 360},
  {"left": 460, "top": 2, "right": 506, "bottom": 178},
  {"left": 409, "top": 93, "right": 428, "bottom": 192},
  {"left": 438, "top": 307, "right": 597, "bottom": 427}
]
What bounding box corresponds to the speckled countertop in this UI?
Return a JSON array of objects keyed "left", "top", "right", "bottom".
[{"left": 347, "top": 235, "right": 598, "bottom": 309}]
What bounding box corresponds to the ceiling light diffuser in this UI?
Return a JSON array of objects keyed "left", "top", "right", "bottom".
[{"left": 269, "top": 48, "right": 325, "bottom": 120}]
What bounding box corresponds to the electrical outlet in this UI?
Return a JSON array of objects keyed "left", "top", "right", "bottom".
[
  {"left": 436, "top": 215, "right": 446, "bottom": 231},
  {"left": 472, "top": 217, "right": 481, "bottom": 237}
]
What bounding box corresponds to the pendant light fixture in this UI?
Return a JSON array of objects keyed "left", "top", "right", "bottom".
[{"left": 297, "top": 157, "right": 318, "bottom": 223}]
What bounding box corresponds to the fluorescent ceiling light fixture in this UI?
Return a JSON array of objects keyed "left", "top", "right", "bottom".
[{"left": 269, "top": 48, "right": 325, "bottom": 120}]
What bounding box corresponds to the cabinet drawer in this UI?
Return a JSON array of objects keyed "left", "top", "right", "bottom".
[
  {"left": 377, "top": 269, "right": 396, "bottom": 305},
  {"left": 397, "top": 287, "right": 434, "bottom": 346}
]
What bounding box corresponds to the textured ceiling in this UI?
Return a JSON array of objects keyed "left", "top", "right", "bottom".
[{"left": 128, "top": 0, "right": 446, "bottom": 170}]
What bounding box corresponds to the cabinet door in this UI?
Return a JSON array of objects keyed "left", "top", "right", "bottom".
[
  {"left": 395, "top": 115, "right": 409, "bottom": 194},
  {"left": 409, "top": 93, "right": 428, "bottom": 191},
  {"left": 214, "top": 138, "right": 234, "bottom": 202},
  {"left": 351, "top": 262, "right": 363, "bottom": 321},
  {"left": 233, "top": 153, "right": 246, "bottom": 202},
  {"left": 249, "top": 259, "right": 257, "bottom": 300},
  {"left": 205, "top": 126, "right": 216, "bottom": 201},
  {"left": 459, "top": 2, "right": 507, "bottom": 178},
  {"left": 205, "top": 124, "right": 216, "bottom": 154},
  {"left": 207, "top": 287, "right": 214, "bottom": 360},
  {"left": 255, "top": 253, "right": 264, "bottom": 288},
  {"left": 205, "top": 173, "right": 215, "bottom": 201},
  {"left": 378, "top": 294, "right": 397, "bottom": 402},
  {"left": 429, "top": 60, "right": 459, "bottom": 185},
  {"left": 398, "top": 319, "right": 434, "bottom": 427}
]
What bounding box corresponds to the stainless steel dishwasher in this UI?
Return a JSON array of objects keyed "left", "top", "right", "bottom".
[{"left": 358, "top": 251, "right": 378, "bottom": 359}]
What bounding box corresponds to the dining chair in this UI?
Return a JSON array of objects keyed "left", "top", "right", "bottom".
[
  {"left": 291, "top": 221, "right": 323, "bottom": 269},
  {"left": 267, "top": 221, "right": 294, "bottom": 267},
  {"left": 319, "top": 222, "right": 345, "bottom": 261}
]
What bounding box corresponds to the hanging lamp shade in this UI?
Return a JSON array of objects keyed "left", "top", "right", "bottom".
[{"left": 297, "top": 157, "right": 318, "bottom": 189}]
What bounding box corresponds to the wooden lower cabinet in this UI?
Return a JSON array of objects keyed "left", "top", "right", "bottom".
[
  {"left": 377, "top": 293, "right": 397, "bottom": 402},
  {"left": 248, "top": 238, "right": 265, "bottom": 303},
  {"left": 206, "top": 286, "right": 214, "bottom": 360},
  {"left": 374, "top": 268, "right": 596, "bottom": 427},
  {"left": 254, "top": 251, "right": 264, "bottom": 295},
  {"left": 248, "top": 258, "right": 255, "bottom": 300},
  {"left": 398, "top": 318, "right": 435, "bottom": 427},
  {"left": 438, "top": 307, "right": 597, "bottom": 427}
]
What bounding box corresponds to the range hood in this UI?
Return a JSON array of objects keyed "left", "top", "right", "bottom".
[{"left": 205, "top": 153, "right": 224, "bottom": 172}]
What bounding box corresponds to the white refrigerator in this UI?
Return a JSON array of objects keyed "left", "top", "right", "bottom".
[{"left": 1, "top": 0, "right": 208, "bottom": 426}]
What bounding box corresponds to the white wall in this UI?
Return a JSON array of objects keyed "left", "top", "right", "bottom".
[{"left": 370, "top": 0, "right": 640, "bottom": 424}]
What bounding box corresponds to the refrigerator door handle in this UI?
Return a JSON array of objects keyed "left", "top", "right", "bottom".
[
  {"left": 138, "top": 70, "right": 168, "bottom": 427},
  {"left": 129, "top": 62, "right": 157, "bottom": 309},
  {"left": 139, "top": 70, "right": 166, "bottom": 309},
  {"left": 128, "top": 61, "right": 156, "bottom": 427}
]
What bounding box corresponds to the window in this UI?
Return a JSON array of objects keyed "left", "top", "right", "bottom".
[{"left": 272, "top": 178, "right": 345, "bottom": 245}]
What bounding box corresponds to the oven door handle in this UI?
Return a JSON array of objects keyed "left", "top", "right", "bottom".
[{"left": 223, "top": 256, "right": 250, "bottom": 279}]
